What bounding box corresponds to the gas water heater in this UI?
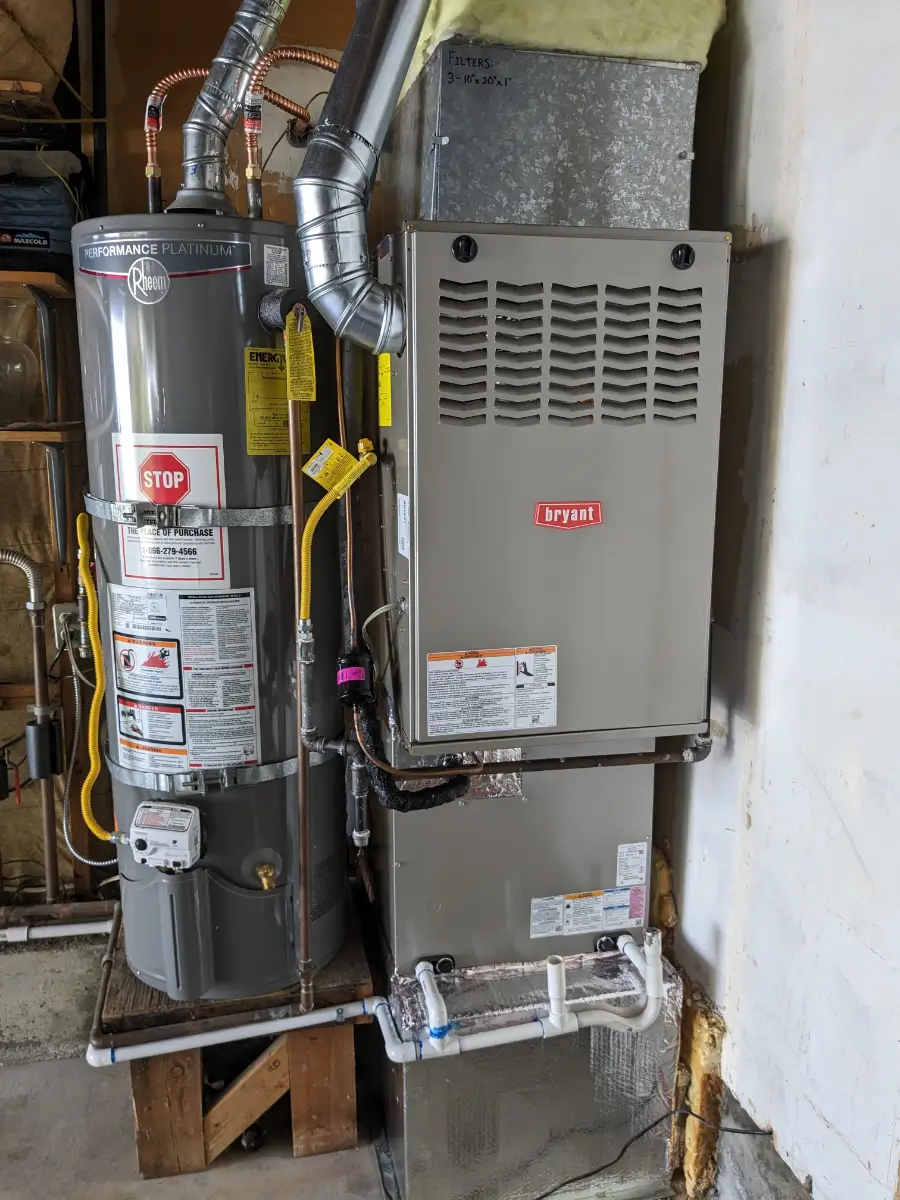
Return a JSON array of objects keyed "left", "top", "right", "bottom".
[{"left": 73, "top": 215, "right": 348, "bottom": 1000}]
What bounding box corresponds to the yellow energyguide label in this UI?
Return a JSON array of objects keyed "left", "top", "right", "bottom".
[
  {"left": 302, "top": 438, "right": 360, "bottom": 496},
  {"left": 377, "top": 353, "right": 392, "bottom": 427},
  {"left": 244, "top": 346, "right": 289, "bottom": 456},
  {"left": 284, "top": 306, "right": 316, "bottom": 404}
]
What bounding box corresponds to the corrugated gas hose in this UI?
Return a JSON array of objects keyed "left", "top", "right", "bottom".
[
  {"left": 76, "top": 513, "right": 115, "bottom": 843},
  {"left": 299, "top": 445, "right": 376, "bottom": 621},
  {"left": 62, "top": 623, "right": 116, "bottom": 867}
]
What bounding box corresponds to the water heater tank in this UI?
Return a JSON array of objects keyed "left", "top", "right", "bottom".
[{"left": 72, "top": 214, "right": 347, "bottom": 1001}]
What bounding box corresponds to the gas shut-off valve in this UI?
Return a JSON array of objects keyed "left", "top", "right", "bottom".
[{"left": 128, "top": 801, "right": 202, "bottom": 872}]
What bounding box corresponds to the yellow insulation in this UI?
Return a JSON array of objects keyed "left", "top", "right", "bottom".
[{"left": 408, "top": 0, "right": 725, "bottom": 85}]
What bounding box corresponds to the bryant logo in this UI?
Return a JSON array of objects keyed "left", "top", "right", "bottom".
[{"left": 533, "top": 502, "right": 603, "bottom": 530}]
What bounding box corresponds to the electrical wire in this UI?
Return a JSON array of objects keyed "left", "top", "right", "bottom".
[
  {"left": 261, "top": 127, "right": 288, "bottom": 174},
  {"left": 68, "top": 647, "right": 96, "bottom": 691},
  {"left": 528, "top": 1107, "right": 772, "bottom": 1200},
  {"left": 361, "top": 601, "right": 398, "bottom": 679},
  {"left": 258, "top": 89, "right": 332, "bottom": 181},
  {"left": 35, "top": 145, "right": 83, "bottom": 221},
  {"left": 61, "top": 624, "right": 116, "bottom": 868}
]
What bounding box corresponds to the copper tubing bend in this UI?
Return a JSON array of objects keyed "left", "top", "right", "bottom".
[
  {"left": 244, "top": 47, "right": 340, "bottom": 194},
  {"left": 144, "top": 67, "right": 310, "bottom": 191}
]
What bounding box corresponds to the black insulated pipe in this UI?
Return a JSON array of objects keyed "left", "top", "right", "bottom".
[{"left": 354, "top": 705, "right": 470, "bottom": 811}]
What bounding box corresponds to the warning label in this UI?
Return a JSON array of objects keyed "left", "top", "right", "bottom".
[
  {"left": 112, "top": 433, "right": 228, "bottom": 588},
  {"left": 109, "top": 585, "right": 261, "bottom": 773},
  {"left": 529, "top": 885, "right": 646, "bottom": 938},
  {"left": 426, "top": 646, "right": 557, "bottom": 737},
  {"left": 263, "top": 243, "right": 289, "bottom": 287},
  {"left": 113, "top": 633, "right": 182, "bottom": 699},
  {"left": 284, "top": 306, "right": 316, "bottom": 404},
  {"left": 244, "top": 346, "right": 310, "bottom": 456},
  {"left": 378, "top": 353, "right": 392, "bottom": 427}
]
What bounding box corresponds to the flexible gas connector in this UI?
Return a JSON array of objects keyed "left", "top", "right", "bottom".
[
  {"left": 299, "top": 440, "right": 376, "bottom": 622},
  {"left": 76, "top": 512, "right": 115, "bottom": 843}
]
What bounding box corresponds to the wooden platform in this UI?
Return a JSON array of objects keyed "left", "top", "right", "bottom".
[
  {"left": 100, "top": 927, "right": 374, "bottom": 1179},
  {"left": 102, "top": 925, "right": 372, "bottom": 1034}
]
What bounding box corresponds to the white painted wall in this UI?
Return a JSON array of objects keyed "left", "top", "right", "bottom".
[{"left": 658, "top": 2, "right": 900, "bottom": 1197}]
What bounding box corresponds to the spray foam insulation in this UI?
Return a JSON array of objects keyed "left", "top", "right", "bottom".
[{"left": 408, "top": 0, "right": 725, "bottom": 84}]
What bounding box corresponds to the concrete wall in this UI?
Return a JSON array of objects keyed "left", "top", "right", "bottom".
[{"left": 658, "top": 2, "right": 900, "bottom": 1197}]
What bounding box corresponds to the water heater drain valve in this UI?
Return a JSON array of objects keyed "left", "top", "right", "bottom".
[{"left": 129, "top": 802, "right": 202, "bottom": 871}]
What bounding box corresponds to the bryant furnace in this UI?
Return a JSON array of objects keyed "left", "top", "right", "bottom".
[{"left": 368, "top": 42, "right": 730, "bottom": 1200}]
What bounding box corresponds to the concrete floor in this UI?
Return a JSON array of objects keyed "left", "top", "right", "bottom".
[{"left": 0, "top": 1056, "right": 385, "bottom": 1200}]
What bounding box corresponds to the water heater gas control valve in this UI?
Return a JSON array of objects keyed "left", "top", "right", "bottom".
[{"left": 129, "top": 802, "right": 202, "bottom": 872}]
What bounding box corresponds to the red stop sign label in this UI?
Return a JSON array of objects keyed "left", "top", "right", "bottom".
[{"left": 139, "top": 452, "right": 191, "bottom": 505}]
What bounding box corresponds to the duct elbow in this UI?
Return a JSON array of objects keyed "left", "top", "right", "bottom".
[{"left": 294, "top": 140, "right": 405, "bottom": 354}]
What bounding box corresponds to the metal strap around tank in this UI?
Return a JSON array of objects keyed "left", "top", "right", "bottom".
[
  {"left": 106, "top": 748, "right": 336, "bottom": 794},
  {"left": 84, "top": 492, "right": 292, "bottom": 529}
]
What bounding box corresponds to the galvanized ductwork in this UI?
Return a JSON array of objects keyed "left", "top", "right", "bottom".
[
  {"left": 294, "top": 0, "right": 429, "bottom": 353},
  {"left": 170, "top": 0, "right": 291, "bottom": 213}
]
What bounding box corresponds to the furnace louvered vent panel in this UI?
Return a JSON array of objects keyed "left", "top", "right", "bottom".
[
  {"left": 437, "top": 273, "right": 704, "bottom": 431},
  {"left": 439, "top": 278, "right": 488, "bottom": 425},
  {"left": 653, "top": 285, "right": 702, "bottom": 423},
  {"left": 493, "top": 281, "right": 544, "bottom": 426},
  {"left": 602, "top": 285, "right": 650, "bottom": 425},
  {"left": 548, "top": 283, "right": 598, "bottom": 426}
]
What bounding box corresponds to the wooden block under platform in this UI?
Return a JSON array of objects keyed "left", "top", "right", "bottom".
[{"left": 100, "top": 923, "right": 373, "bottom": 1179}]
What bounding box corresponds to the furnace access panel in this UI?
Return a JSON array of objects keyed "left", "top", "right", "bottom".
[{"left": 377, "top": 223, "right": 730, "bottom": 754}]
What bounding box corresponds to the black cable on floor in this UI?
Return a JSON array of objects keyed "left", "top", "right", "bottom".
[{"left": 529, "top": 1106, "right": 772, "bottom": 1200}]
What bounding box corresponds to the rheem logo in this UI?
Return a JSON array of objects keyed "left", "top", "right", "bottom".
[
  {"left": 139, "top": 453, "right": 191, "bottom": 505},
  {"left": 127, "top": 257, "right": 170, "bottom": 304}
]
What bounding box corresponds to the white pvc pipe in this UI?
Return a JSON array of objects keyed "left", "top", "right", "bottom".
[
  {"left": 619, "top": 933, "right": 648, "bottom": 979},
  {"left": 87, "top": 999, "right": 370, "bottom": 1067},
  {"left": 415, "top": 959, "right": 452, "bottom": 1048},
  {"left": 87, "top": 934, "right": 666, "bottom": 1068},
  {"left": 1, "top": 919, "right": 114, "bottom": 943}
]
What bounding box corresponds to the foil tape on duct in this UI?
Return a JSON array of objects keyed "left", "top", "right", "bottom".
[
  {"left": 391, "top": 746, "right": 523, "bottom": 799},
  {"left": 387, "top": 954, "right": 683, "bottom": 1200}
]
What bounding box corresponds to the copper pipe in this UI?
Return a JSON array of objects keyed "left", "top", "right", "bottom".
[
  {"left": 288, "top": 378, "right": 314, "bottom": 1014},
  {"left": 89, "top": 902, "right": 122, "bottom": 1049},
  {"left": 352, "top": 710, "right": 713, "bottom": 779},
  {"left": 335, "top": 340, "right": 358, "bottom": 649},
  {"left": 0, "top": 900, "right": 116, "bottom": 928},
  {"left": 244, "top": 47, "right": 339, "bottom": 214},
  {"left": 143, "top": 67, "right": 309, "bottom": 211}
]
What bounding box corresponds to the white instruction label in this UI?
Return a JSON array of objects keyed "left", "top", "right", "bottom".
[
  {"left": 427, "top": 646, "right": 557, "bottom": 737},
  {"left": 530, "top": 885, "right": 646, "bottom": 938},
  {"left": 264, "top": 243, "right": 290, "bottom": 287},
  {"left": 112, "top": 433, "right": 228, "bottom": 588},
  {"left": 616, "top": 841, "right": 649, "bottom": 888},
  {"left": 530, "top": 894, "right": 564, "bottom": 938},
  {"left": 109, "top": 584, "right": 261, "bottom": 773},
  {"left": 397, "top": 493, "right": 410, "bottom": 559}
]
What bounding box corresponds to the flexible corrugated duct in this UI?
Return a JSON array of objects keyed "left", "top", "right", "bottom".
[
  {"left": 169, "top": 0, "right": 291, "bottom": 212},
  {"left": 294, "top": 0, "right": 431, "bottom": 354}
]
